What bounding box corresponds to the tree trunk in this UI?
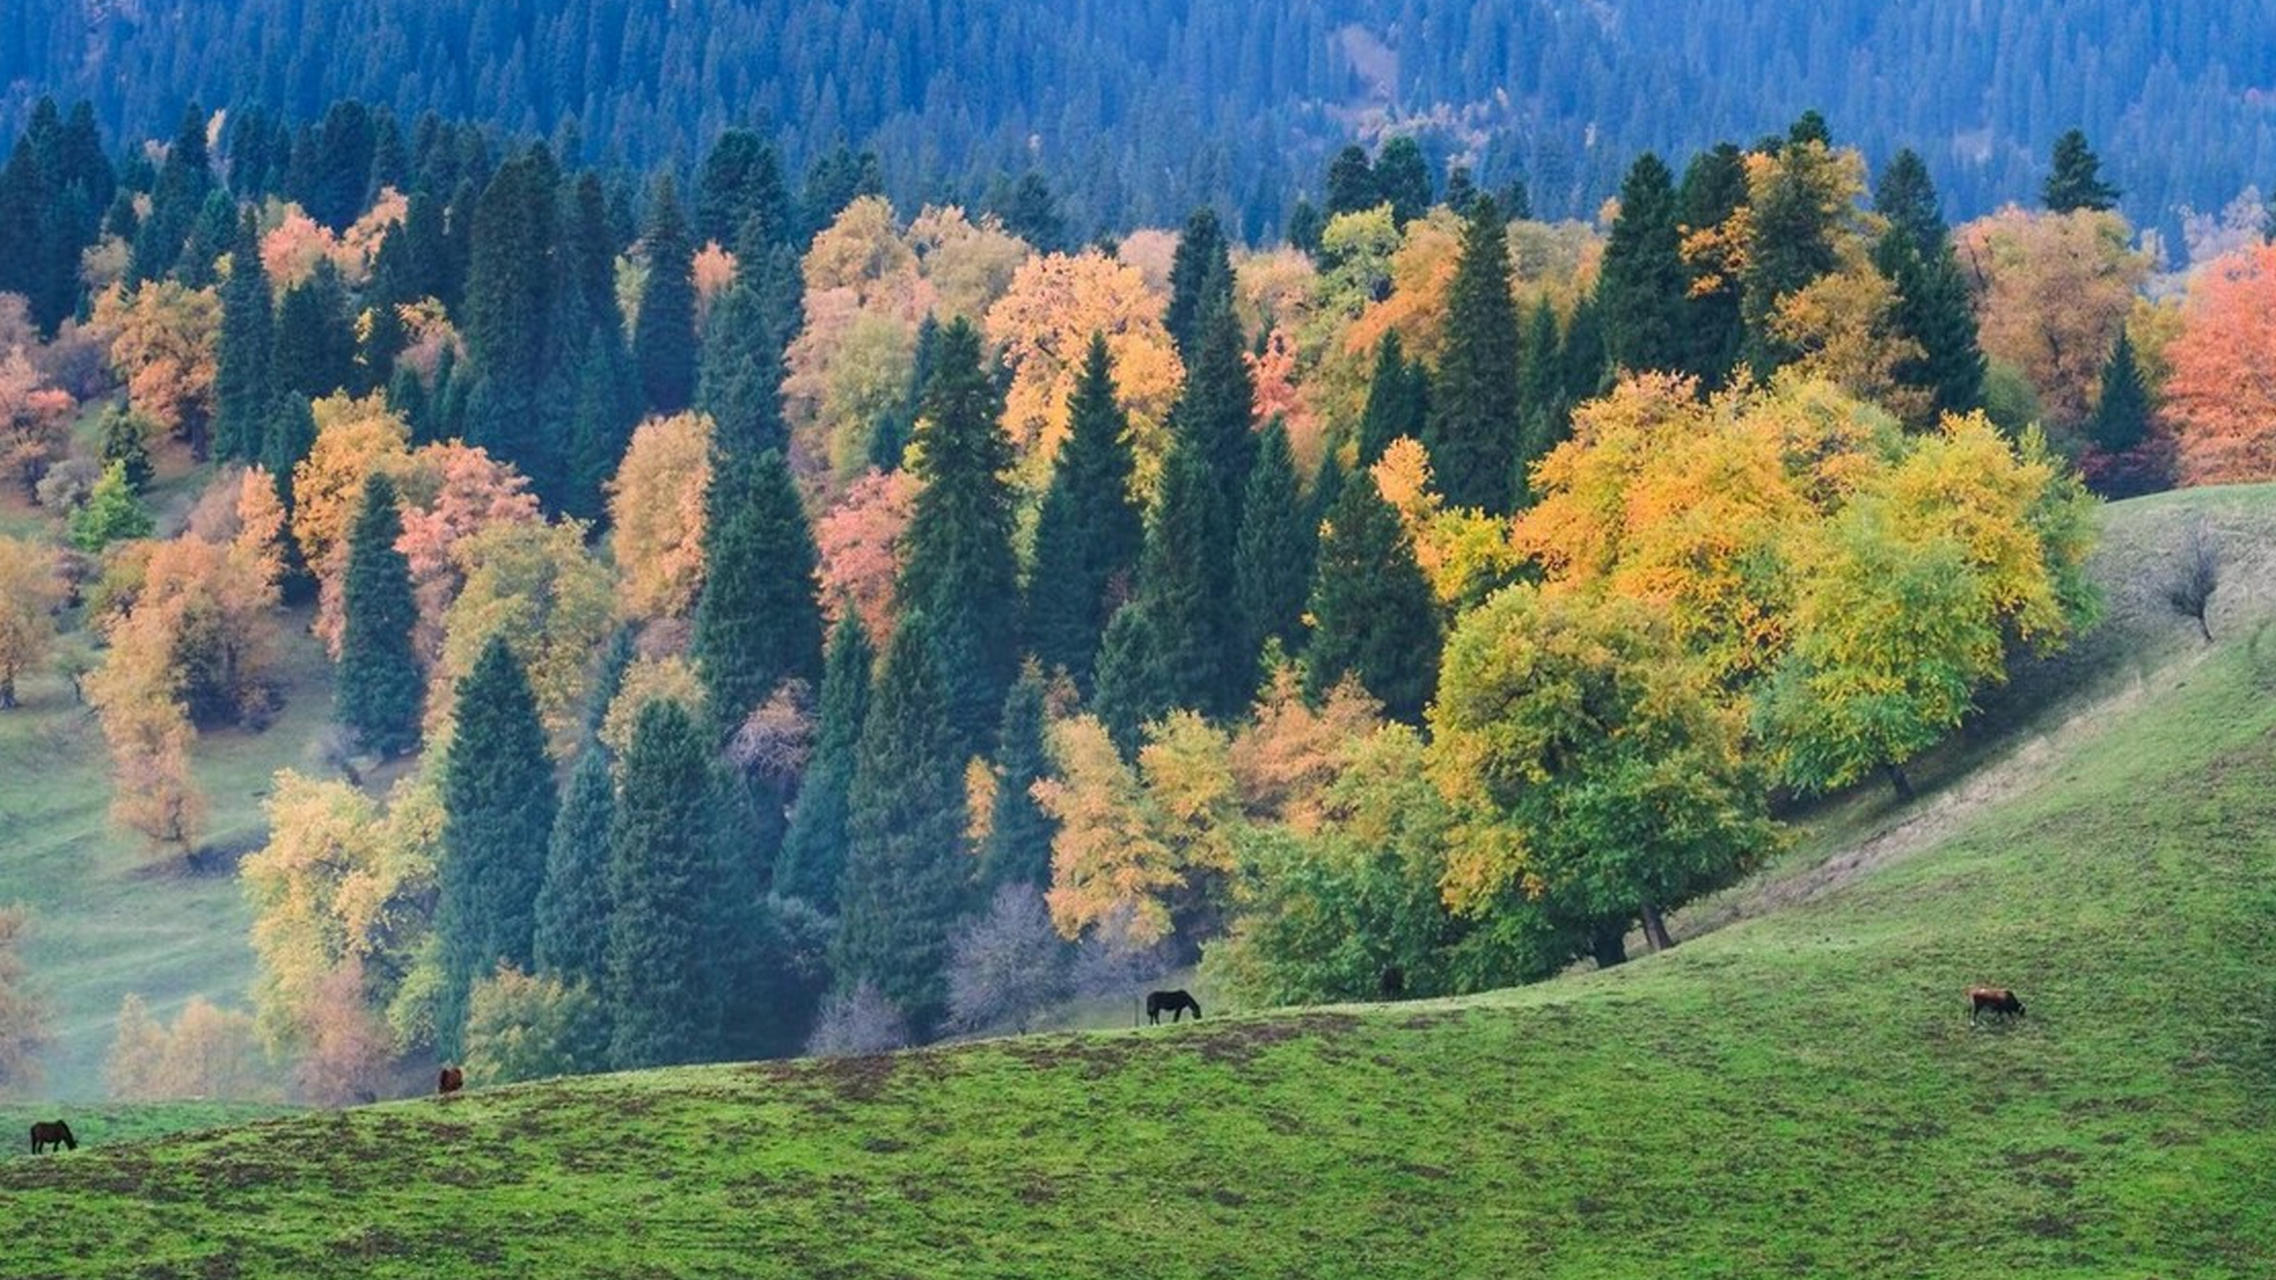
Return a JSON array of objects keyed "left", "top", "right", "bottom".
[
  {"left": 1590, "top": 925, "right": 1628, "bottom": 970},
  {"left": 1883, "top": 761, "right": 1915, "bottom": 802},
  {"left": 2197, "top": 613, "right": 2214, "bottom": 644},
  {"left": 1640, "top": 902, "right": 1675, "bottom": 952}
]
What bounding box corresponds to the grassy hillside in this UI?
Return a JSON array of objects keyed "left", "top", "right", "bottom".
[{"left": 2, "top": 489, "right": 2272, "bottom": 1276}]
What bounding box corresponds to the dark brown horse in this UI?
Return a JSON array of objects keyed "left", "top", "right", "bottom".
[
  {"left": 1145, "top": 990, "right": 1202, "bottom": 1024},
  {"left": 29, "top": 1120, "right": 76, "bottom": 1153},
  {"left": 438, "top": 1065, "right": 464, "bottom": 1098}
]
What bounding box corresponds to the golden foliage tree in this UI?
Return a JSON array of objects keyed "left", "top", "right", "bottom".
[
  {"left": 93, "top": 279, "right": 222, "bottom": 455},
  {"left": 104, "top": 994, "right": 274, "bottom": 1101},
  {"left": 0, "top": 535, "right": 64, "bottom": 709},
  {"left": 606, "top": 411, "right": 713, "bottom": 621},
  {"left": 1956, "top": 207, "right": 2150, "bottom": 429}
]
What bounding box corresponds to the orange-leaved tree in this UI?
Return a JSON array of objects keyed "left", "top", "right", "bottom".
[{"left": 2162, "top": 242, "right": 2276, "bottom": 485}]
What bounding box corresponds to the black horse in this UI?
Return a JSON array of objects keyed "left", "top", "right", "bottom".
[
  {"left": 1146, "top": 989, "right": 1202, "bottom": 1024},
  {"left": 29, "top": 1120, "right": 77, "bottom": 1153}
]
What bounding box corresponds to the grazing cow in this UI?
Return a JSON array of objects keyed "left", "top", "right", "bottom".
[
  {"left": 1146, "top": 989, "right": 1202, "bottom": 1024},
  {"left": 1379, "top": 966, "right": 1407, "bottom": 1000},
  {"left": 438, "top": 1065, "right": 465, "bottom": 1098},
  {"left": 29, "top": 1120, "right": 76, "bottom": 1153},
  {"left": 1968, "top": 986, "right": 2026, "bottom": 1024}
]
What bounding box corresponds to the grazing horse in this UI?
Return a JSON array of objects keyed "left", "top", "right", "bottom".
[
  {"left": 1146, "top": 989, "right": 1202, "bottom": 1024},
  {"left": 1968, "top": 986, "right": 2026, "bottom": 1024},
  {"left": 438, "top": 1065, "right": 465, "bottom": 1099},
  {"left": 29, "top": 1120, "right": 76, "bottom": 1153}
]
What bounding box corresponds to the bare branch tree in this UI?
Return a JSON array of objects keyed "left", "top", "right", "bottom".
[
  {"left": 946, "top": 884, "right": 1072, "bottom": 1035},
  {"left": 2165, "top": 517, "right": 2219, "bottom": 643},
  {"left": 804, "top": 981, "right": 910, "bottom": 1057}
]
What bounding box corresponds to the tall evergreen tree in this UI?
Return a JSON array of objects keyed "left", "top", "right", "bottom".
[
  {"left": 697, "top": 281, "right": 789, "bottom": 469},
  {"left": 777, "top": 612, "right": 873, "bottom": 912},
  {"left": 1025, "top": 333, "right": 1143, "bottom": 689},
  {"left": 991, "top": 170, "right": 1067, "bottom": 253},
  {"left": 259, "top": 392, "right": 317, "bottom": 503},
  {"left": 564, "top": 327, "right": 640, "bottom": 521},
  {"left": 899, "top": 317, "right": 1021, "bottom": 754},
  {"left": 635, "top": 174, "right": 698, "bottom": 414},
  {"left": 436, "top": 636, "right": 557, "bottom": 1056},
  {"left": 692, "top": 450, "right": 824, "bottom": 734},
  {"left": 695, "top": 129, "right": 788, "bottom": 249},
  {"left": 1375, "top": 137, "right": 1432, "bottom": 227},
  {"left": 1092, "top": 603, "right": 1173, "bottom": 759},
  {"left": 129, "top": 103, "right": 213, "bottom": 283},
  {"left": 1426, "top": 195, "right": 1525, "bottom": 513},
  {"left": 2088, "top": 331, "right": 2151, "bottom": 455},
  {"left": 1324, "top": 145, "right": 1378, "bottom": 218},
  {"left": 1873, "top": 149, "right": 1986, "bottom": 419},
  {"left": 1307, "top": 471, "right": 1441, "bottom": 724},
  {"left": 1170, "top": 294, "right": 1257, "bottom": 537},
  {"left": 1676, "top": 144, "right": 1749, "bottom": 388},
  {"left": 1355, "top": 332, "right": 1428, "bottom": 466},
  {"left": 336, "top": 474, "right": 422, "bottom": 758},
  {"left": 271, "top": 263, "right": 358, "bottom": 400},
  {"left": 1740, "top": 137, "right": 1847, "bottom": 379},
  {"left": 979, "top": 662, "right": 1057, "bottom": 893},
  {"left": 461, "top": 147, "right": 558, "bottom": 479},
  {"left": 605, "top": 698, "right": 723, "bottom": 1069},
  {"left": 832, "top": 612, "right": 968, "bottom": 1038},
  {"left": 1165, "top": 207, "right": 1233, "bottom": 358},
  {"left": 1234, "top": 419, "right": 1315, "bottom": 675},
  {"left": 1598, "top": 152, "right": 1689, "bottom": 376},
  {"left": 1135, "top": 440, "right": 1239, "bottom": 717},
  {"left": 2043, "top": 129, "right": 2121, "bottom": 214},
  {"left": 533, "top": 746, "right": 616, "bottom": 995}
]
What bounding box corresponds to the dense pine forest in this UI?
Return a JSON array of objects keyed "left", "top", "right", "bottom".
[
  {"left": 1, "top": 0, "right": 2272, "bottom": 239},
  {"left": 1, "top": 22, "right": 2275, "bottom": 1106}
]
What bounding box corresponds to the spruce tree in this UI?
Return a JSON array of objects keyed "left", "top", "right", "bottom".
[
  {"left": 1443, "top": 165, "right": 1480, "bottom": 216},
  {"left": 336, "top": 474, "right": 422, "bottom": 758},
  {"left": 1676, "top": 144, "right": 1749, "bottom": 388},
  {"left": 1307, "top": 471, "right": 1441, "bottom": 724},
  {"left": 777, "top": 612, "right": 873, "bottom": 912},
  {"left": 692, "top": 450, "right": 825, "bottom": 734},
  {"left": 1324, "top": 145, "right": 1378, "bottom": 218},
  {"left": 1355, "top": 332, "right": 1428, "bottom": 466},
  {"left": 1873, "top": 149, "right": 1986, "bottom": 420},
  {"left": 563, "top": 326, "right": 640, "bottom": 522},
  {"left": 436, "top": 636, "right": 557, "bottom": 1056},
  {"left": 696, "top": 129, "right": 787, "bottom": 249},
  {"left": 1170, "top": 294, "right": 1258, "bottom": 538},
  {"left": 1234, "top": 419, "right": 1315, "bottom": 675},
  {"left": 991, "top": 170, "right": 1067, "bottom": 254},
  {"left": 1598, "top": 153, "right": 1689, "bottom": 376},
  {"left": 697, "top": 281, "right": 789, "bottom": 470},
  {"left": 979, "top": 662, "right": 1057, "bottom": 893},
  {"left": 635, "top": 174, "right": 698, "bottom": 414},
  {"left": 129, "top": 103, "right": 213, "bottom": 283},
  {"left": 271, "top": 263, "right": 357, "bottom": 400},
  {"left": 605, "top": 698, "right": 723, "bottom": 1069},
  {"left": 2043, "top": 129, "right": 2121, "bottom": 214},
  {"left": 1426, "top": 195, "right": 1525, "bottom": 513},
  {"left": 899, "top": 317, "right": 1021, "bottom": 754},
  {"left": 1025, "top": 333, "right": 1143, "bottom": 689},
  {"left": 460, "top": 148, "right": 558, "bottom": 480},
  {"left": 1740, "top": 138, "right": 1846, "bottom": 379},
  {"left": 96, "top": 405, "right": 152, "bottom": 491},
  {"left": 1375, "top": 137, "right": 1432, "bottom": 228},
  {"left": 1135, "top": 439, "right": 1238, "bottom": 717},
  {"left": 1092, "top": 602, "right": 1173, "bottom": 759},
  {"left": 2089, "top": 331, "right": 2151, "bottom": 455},
  {"left": 831, "top": 612, "right": 969, "bottom": 1038},
  {"left": 1286, "top": 198, "right": 1325, "bottom": 256},
  {"left": 533, "top": 746, "right": 615, "bottom": 995},
  {"left": 259, "top": 392, "right": 317, "bottom": 502},
  {"left": 1165, "top": 207, "right": 1233, "bottom": 358}
]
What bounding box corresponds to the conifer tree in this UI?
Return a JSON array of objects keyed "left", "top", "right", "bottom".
[
  {"left": 605, "top": 697, "right": 723, "bottom": 1069},
  {"left": 337, "top": 473, "right": 422, "bottom": 758},
  {"left": 991, "top": 170, "right": 1067, "bottom": 254},
  {"left": 1286, "top": 198, "right": 1325, "bottom": 256},
  {"left": 1171, "top": 294, "right": 1258, "bottom": 537},
  {"left": 831, "top": 612, "right": 968, "bottom": 1039},
  {"left": 1676, "top": 144, "right": 1749, "bottom": 388},
  {"left": 564, "top": 327, "right": 640, "bottom": 522},
  {"left": 1443, "top": 165, "right": 1479, "bottom": 215},
  {"left": 2089, "top": 331, "right": 2151, "bottom": 455},
  {"left": 461, "top": 148, "right": 557, "bottom": 480},
  {"left": 69, "top": 460, "right": 153, "bottom": 551},
  {"left": 271, "top": 263, "right": 358, "bottom": 400},
  {"left": 692, "top": 450, "right": 824, "bottom": 734},
  {"left": 696, "top": 129, "right": 788, "bottom": 249},
  {"left": 129, "top": 103, "right": 213, "bottom": 284},
  {"left": 1426, "top": 195, "right": 1524, "bottom": 513},
  {"left": 1355, "top": 332, "right": 1428, "bottom": 466},
  {"left": 1165, "top": 207, "right": 1233, "bottom": 358},
  {"left": 259, "top": 392, "right": 317, "bottom": 505},
  {"left": 979, "top": 662, "right": 1057, "bottom": 892},
  {"left": 1375, "top": 137, "right": 1433, "bottom": 228},
  {"left": 1598, "top": 153, "right": 1689, "bottom": 376},
  {"left": 1026, "top": 333, "right": 1143, "bottom": 689},
  {"left": 1307, "top": 471, "right": 1440, "bottom": 724},
  {"left": 1740, "top": 137, "right": 1846, "bottom": 379},
  {"left": 899, "top": 317, "right": 1021, "bottom": 754},
  {"left": 1092, "top": 603, "right": 1172, "bottom": 759},
  {"left": 1136, "top": 440, "right": 1239, "bottom": 718},
  {"left": 777, "top": 612, "right": 873, "bottom": 912},
  {"left": 1234, "top": 419, "right": 1314, "bottom": 675},
  {"left": 1324, "top": 145, "right": 1378, "bottom": 217},
  {"left": 1873, "top": 149, "right": 1986, "bottom": 419},
  {"left": 2043, "top": 129, "right": 2121, "bottom": 214},
  {"left": 533, "top": 746, "right": 615, "bottom": 996},
  {"left": 436, "top": 636, "right": 557, "bottom": 1056},
  {"left": 96, "top": 405, "right": 152, "bottom": 492},
  {"left": 635, "top": 174, "right": 698, "bottom": 414},
  {"left": 697, "top": 281, "right": 789, "bottom": 470}
]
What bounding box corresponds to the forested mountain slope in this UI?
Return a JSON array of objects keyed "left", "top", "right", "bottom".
[
  {"left": 4, "top": 486, "right": 2271, "bottom": 1278},
  {"left": 2, "top": 0, "right": 2269, "bottom": 237}
]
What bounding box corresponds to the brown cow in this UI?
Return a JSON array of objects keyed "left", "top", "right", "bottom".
[
  {"left": 438, "top": 1065, "right": 465, "bottom": 1098},
  {"left": 1968, "top": 986, "right": 2025, "bottom": 1024}
]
